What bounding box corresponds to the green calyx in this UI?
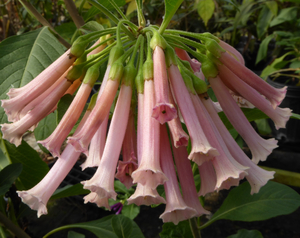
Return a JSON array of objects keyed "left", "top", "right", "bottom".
[
  {"left": 70, "top": 40, "right": 89, "bottom": 58},
  {"left": 135, "top": 72, "right": 144, "bottom": 94},
  {"left": 201, "top": 60, "right": 219, "bottom": 79},
  {"left": 204, "top": 39, "right": 225, "bottom": 58},
  {"left": 178, "top": 65, "right": 196, "bottom": 94},
  {"left": 164, "top": 45, "right": 177, "bottom": 67},
  {"left": 109, "top": 59, "right": 124, "bottom": 82},
  {"left": 180, "top": 60, "right": 194, "bottom": 73},
  {"left": 143, "top": 59, "right": 153, "bottom": 81},
  {"left": 88, "top": 92, "right": 98, "bottom": 110},
  {"left": 150, "top": 30, "right": 167, "bottom": 50},
  {"left": 191, "top": 74, "right": 208, "bottom": 94},
  {"left": 83, "top": 62, "right": 100, "bottom": 86},
  {"left": 108, "top": 45, "right": 125, "bottom": 66},
  {"left": 67, "top": 64, "right": 85, "bottom": 81},
  {"left": 122, "top": 64, "right": 137, "bottom": 87},
  {"left": 201, "top": 32, "right": 220, "bottom": 43}
]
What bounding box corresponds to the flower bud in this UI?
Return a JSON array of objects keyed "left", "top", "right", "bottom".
[
  {"left": 201, "top": 60, "right": 218, "bottom": 79},
  {"left": 143, "top": 59, "right": 153, "bottom": 81},
  {"left": 122, "top": 64, "right": 137, "bottom": 87},
  {"left": 109, "top": 61, "right": 124, "bottom": 82},
  {"left": 150, "top": 31, "right": 167, "bottom": 50}
]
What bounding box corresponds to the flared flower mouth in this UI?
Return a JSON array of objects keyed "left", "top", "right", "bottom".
[{"left": 3, "top": 9, "right": 286, "bottom": 226}]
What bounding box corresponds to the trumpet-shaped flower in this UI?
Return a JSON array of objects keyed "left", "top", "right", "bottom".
[
  {"left": 198, "top": 161, "right": 217, "bottom": 197},
  {"left": 1, "top": 73, "right": 73, "bottom": 146},
  {"left": 152, "top": 46, "right": 177, "bottom": 124},
  {"left": 82, "top": 83, "right": 132, "bottom": 200},
  {"left": 172, "top": 142, "right": 210, "bottom": 216},
  {"left": 201, "top": 96, "right": 275, "bottom": 194},
  {"left": 209, "top": 76, "right": 278, "bottom": 164},
  {"left": 218, "top": 52, "right": 286, "bottom": 109},
  {"left": 168, "top": 63, "right": 219, "bottom": 165},
  {"left": 219, "top": 65, "right": 291, "bottom": 129},
  {"left": 131, "top": 79, "right": 168, "bottom": 189},
  {"left": 159, "top": 125, "right": 197, "bottom": 224}
]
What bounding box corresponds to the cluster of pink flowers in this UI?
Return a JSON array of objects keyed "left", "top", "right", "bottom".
[{"left": 0, "top": 30, "right": 291, "bottom": 224}]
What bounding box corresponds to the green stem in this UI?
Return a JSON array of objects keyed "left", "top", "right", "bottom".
[
  {"left": 107, "top": 0, "right": 128, "bottom": 21},
  {"left": 146, "top": 32, "right": 152, "bottom": 61},
  {"left": 158, "top": 0, "right": 183, "bottom": 34},
  {"left": 164, "top": 35, "right": 207, "bottom": 63},
  {"left": 165, "top": 29, "right": 219, "bottom": 43},
  {"left": 18, "top": 0, "right": 70, "bottom": 48},
  {"left": 165, "top": 34, "right": 206, "bottom": 53},
  {"left": 63, "top": 0, "right": 85, "bottom": 29},
  {"left": 135, "top": 0, "right": 146, "bottom": 27},
  {"left": 128, "top": 35, "right": 143, "bottom": 66},
  {"left": 87, "top": 0, "right": 136, "bottom": 40},
  {"left": 189, "top": 218, "right": 202, "bottom": 238},
  {"left": 0, "top": 211, "right": 31, "bottom": 238}
]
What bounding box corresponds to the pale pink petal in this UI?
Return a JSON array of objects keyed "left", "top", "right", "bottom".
[
  {"left": 83, "top": 84, "right": 132, "bottom": 200},
  {"left": 198, "top": 161, "right": 217, "bottom": 196},
  {"left": 202, "top": 97, "right": 275, "bottom": 194},
  {"left": 131, "top": 80, "right": 168, "bottom": 189},
  {"left": 209, "top": 76, "right": 278, "bottom": 164},
  {"left": 152, "top": 46, "right": 177, "bottom": 124},
  {"left": 159, "top": 125, "right": 197, "bottom": 224},
  {"left": 219, "top": 52, "right": 286, "bottom": 109}
]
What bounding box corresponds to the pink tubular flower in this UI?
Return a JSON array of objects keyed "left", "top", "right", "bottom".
[
  {"left": 218, "top": 40, "right": 245, "bottom": 65},
  {"left": 67, "top": 77, "right": 120, "bottom": 156},
  {"left": 218, "top": 52, "right": 286, "bottom": 109},
  {"left": 127, "top": 183, "right": 166, "bottom": 206},
  {"left": 81, "top": 65, "right": 112, "bottom": 169},
  {"left": 167, "top": 86, "right": 189, "bottom": 147},
  {"left": 152, "top": 46, "right": 177, "bottom": 124},
  {"left": 83, "top": 192, "right": 110, "bottom": 210},
  {"left": 172, "top": 142, "right": 210, "bottom": 217},
  {"left": 201, "top": 96, "right": 275, "bottom": 194},
  {"left": 198, "top": 161, "right": 217, "bottom": 196},
  {"left": 17, "top": 108, "right": 91, "bottom": 217},
  {"left": 115, "top": 109, "right": 138, "bottom": 189},
  {"left": 2, "top": 50, "right": 75, "bottom": 122},
  {"left": 82, "top": 83, "right": 132, "bottom": 201},
  {"left": 219, "top": 65, "right": 291, "bottom": 129},
  {"left": 209, "top": 76, "right": 278, "bottom": 164},
  {"left": 1, "top": 72, "right": 72, "bottom": 146},
  {"left": 159, "top": 125, "right": 197, "bottom": 224},
  {"left": 174, "top": 48, "right": 201, "bottom": 72},
  {"left": 131, "top": 79, "right": 168, "bottom": 189},
  {"left": 6, "top": 49, "right": 75, "bottom": 99},
  {"left": 190, "top": 93, "right": 248, "bottom": 189},
  {"left": 38, "top": 81, "right": 94, "bottom": 158},
  {"left": 168, "top": 64, "right": 219, "bottom": 165}
]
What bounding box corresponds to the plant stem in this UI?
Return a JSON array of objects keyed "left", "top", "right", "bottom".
[
  {"left": 0, "top": 211, "right": 31, "bottom": 238},
  {"left": 18, "top": 0, "right": 71, "bottom": 48},
  {"left": 189, "top": 218, "right": 202, "bottom": 238},
  {"left": 64, "top": 0, "right": 85, "bottom": 29}
]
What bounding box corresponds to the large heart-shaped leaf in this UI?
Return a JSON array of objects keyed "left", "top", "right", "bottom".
[
  {"left": 43, "top": 215, "right": 145, "bottom": 238},
  {"left": 0, "top": 27, "right": 66, "bottom": 124},
  {"left": 0, "top": 134, "right": 49, "bottom": 191},
  {"left": 111, "top": 215, "right": 133, "bottom": 238},
  {"left": 0, "top": 163, "right": 22, "bottom": 196},
  {"left": 200, "top": 181, "right": 300, "bottom": 229}
]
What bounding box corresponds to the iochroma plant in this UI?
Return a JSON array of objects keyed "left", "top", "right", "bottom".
[{"left": 0, "top": 0, "right": 292, "bottom": 227}]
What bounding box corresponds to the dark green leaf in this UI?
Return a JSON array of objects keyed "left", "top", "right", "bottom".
[
  {"left": 270, "top": 7, "right": 298, "bottom": 27},
  {"left": 112, "top": 215, "right": 133, "bottom": 238},
  {"left": 0, "top": 27, "right": 65, "bottom": 124},
  {"left": 68, "top": 231, "right": 85, "bottom": 238},
  {"left": 0, "top": 163, "right": 22, "bottom": 196},
  {"left": 0, "top": 134, "right": 49, "bottom": 191},
  {"left": 257, "top": 6, "right": 273, "bottom": 39},
  {"left": 256, "top": 34, "right": 275, "bottom": 64},
  {"left": 114, "top": 180, "right": 130, "bottom": 194},
  {"left": 121, "top": 204, "right": 140, "bottom": 220},
  {"left": 57, "top": 94, "right": 74, "bottom": 125},
  {"left": 79, "top": 21, "right": 104, "bottom": 35},
  {"left": 201, "top": 181, "right": 300, "bottom": 228},
  {"left": 55, "top": 22, "right": 77, "bottom": 44},
  {"left": 160, "top": 220, "right": 193, "bottom": 238},
  {"left": 51, "top": 183, "right": 90, "bottom": 200},
  {"left": 227, "top": 229, "right": 263, "bottom": 238},
  {"left": 43, "top": 215, "right": 144, "bottom": 238},
  {"left": 265, "top": 1, "right": 278, "bottom": 16}
]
